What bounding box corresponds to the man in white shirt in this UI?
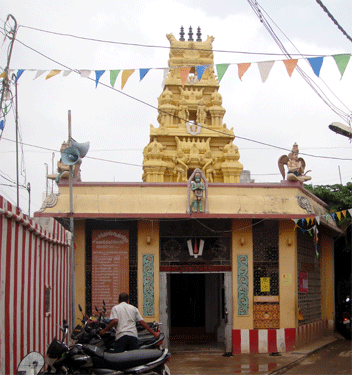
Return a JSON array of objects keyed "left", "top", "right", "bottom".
[{"left": 100, "top": 292, "right": 160, "bottom": 352}]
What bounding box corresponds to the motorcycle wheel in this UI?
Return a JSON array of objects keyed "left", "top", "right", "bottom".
[{"left": 153, "top": 364, "right": 171, "bottom": 375}]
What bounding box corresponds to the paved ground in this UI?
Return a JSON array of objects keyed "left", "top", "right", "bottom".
[
  {"left": 167, "top": 335, "right": 344, "bottom": 374},
  {"left": 279, "top": 339, "right": 352, "bottom": 374}
]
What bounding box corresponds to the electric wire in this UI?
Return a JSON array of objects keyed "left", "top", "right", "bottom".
[
  {"left": 315, "top": 0, "right": 352, "bottom": 44},
  {"left": 17, "top": 24, "right": 326, "bottom": 58},
  {"left": 7, "top": 36, "right": 352, "bottom": 162},
  {"left": 256, "top": 2, "right": 351, "bottom": 117},
  {"left": 247, "top": 0, "right": 351, "bottom": 125}
]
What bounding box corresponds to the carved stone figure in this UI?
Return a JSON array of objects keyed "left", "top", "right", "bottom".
[
  {"left": 173, "top": 149, "right": 188, "bottom": 182},
  {"left": 278, "top": 143, "right": 311, "bottom": 182},
  {"left": 190, "top": 171, "right": 205, "bottom": 212},
  {"left": 201, "top": 150, "right": 216, "bottom": 182},
  {"left": 196, "top": 99, "right": 207, "bottom": 125},
  {"left": 178, "top": 98, "right": 189, "bottom": 125}
]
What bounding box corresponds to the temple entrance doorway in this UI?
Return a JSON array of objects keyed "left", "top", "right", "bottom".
[{"left": 164, "top": 272, "right": 231, "bottom": 351}]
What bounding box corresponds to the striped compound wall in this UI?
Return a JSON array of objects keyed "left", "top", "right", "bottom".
[
  {"left": 232, "top": 320, "right": 332, "bottom": 354},
  {"left": 0, "top": 196, "right": 72, "bottom": 375},
  {"left": 232, "top": 328, "right": 296, "bottom": 354}
]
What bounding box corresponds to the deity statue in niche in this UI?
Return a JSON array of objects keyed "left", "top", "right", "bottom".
[
  {"left": 278, "top": 143, "right": 311, "bottom": 182},
  {"left": 190, "top": 171, "right": 205, "bottom": 212}
]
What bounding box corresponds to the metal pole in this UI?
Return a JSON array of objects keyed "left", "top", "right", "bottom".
[
  {"left": 338, "top": 166, "right": 342, "bottom": 185},
  {"left": 44, "top": 163, "right": 48, "bottom": 196},
  {"left": 52, "top": 152, "right": 55, "bottom": 194},
  {"left": 27, "top": 182, "right": 31, "bottom": 217},
  {"left": 68, "top": 110, "right": 75, "bottom": 329},
  {"left": 13, "top": 74, "right": 19, "bottom": 208},
  {"left": 0, "top": 15, "right": 17, "bottom": 140}
]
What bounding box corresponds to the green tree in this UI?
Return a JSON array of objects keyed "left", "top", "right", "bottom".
[
  {"left": 304, "top": 182, "right": 351, "bottom": 251},
  {"left": 304, "top": 182, "right": 352, "bottom": 213}
]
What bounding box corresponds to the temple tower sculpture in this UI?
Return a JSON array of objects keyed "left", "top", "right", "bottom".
[{"left": 142, "top": 26, "right": 243, "bottom": 183}]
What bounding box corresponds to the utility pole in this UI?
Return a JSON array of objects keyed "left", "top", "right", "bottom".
[
  {"left": 68, "top": 110, "right": 75, "bottom": 329},
  {"left": 0, "top": 15, "right": 17, "bottom": 139},
  {"left": 13, "top": 74, "right": 19, "bottom": 207}
]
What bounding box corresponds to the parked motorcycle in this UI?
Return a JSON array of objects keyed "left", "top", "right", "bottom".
[
  {"left": 17, "top": 320, "right": 171, "bottom": 375},
  {"left": 72, "top": 304, "right": 165, "bottom": 350},
  {"left": 336, "top": 296, "right": 351, "bottom": 340}
]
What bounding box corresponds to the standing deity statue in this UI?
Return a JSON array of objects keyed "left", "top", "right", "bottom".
[
  {"left": 173, "top": 149, "right": 189, "bottom": 182},
  {"left": 178, "top": 98, "right": 189, "bottom": 125},
  {"left": 201, "top": 150, "right": 216, "bottom": 182},
  {"left": 190, "top": 172, "right": 205, "bottom": 212},
  {"left": 196, "top": 99, "right": 207, "bottom": 125}
]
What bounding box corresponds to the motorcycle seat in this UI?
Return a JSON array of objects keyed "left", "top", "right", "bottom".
[{"left": 84, "top": 345, "right": 163, "bottom": 371}]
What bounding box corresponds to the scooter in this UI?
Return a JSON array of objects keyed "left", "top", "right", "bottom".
[{"left": 18, "top": 320, "right": 171, "bottom": 375}]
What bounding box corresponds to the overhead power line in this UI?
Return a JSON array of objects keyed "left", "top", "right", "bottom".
[
  {"left": 17, "top": 24, "right": 326, "bottom": 58},
  {"left": 2, "top": 35, "right": 352, "bottom": 163},
  {"left": 247, "top": 0, "right": 352, "bottom": 125},
  {"left": 315, "top": 0, "right": 352, "bottom": 44}
]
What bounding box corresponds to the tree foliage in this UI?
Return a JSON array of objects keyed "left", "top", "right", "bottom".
[
  {"left": 305, "top": 183, "right": 351, "bottom": 256},
  {"left": 304, "top": 182, "right": 352, "bottom": 213}
]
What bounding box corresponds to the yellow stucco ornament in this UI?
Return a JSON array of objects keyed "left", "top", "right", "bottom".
[{"left": 142, "top": 27, "right": 243, "bottom": 183}]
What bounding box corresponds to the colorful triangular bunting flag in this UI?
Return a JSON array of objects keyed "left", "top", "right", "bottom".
[
  {"left": 283, "top": 59, "right": 298, "bottom": 77},
  {"left": 95, "top": 70, "right": 105, "bottom": 88},
  {"left": 237, "top": 63, "right": 251, "bottom": 81},
  {"left": 216, "top": 64, "right": 230, "bottom": 83},
  {"left": 121, "top": 69, "right": 135, "bottom": 89},
  {"left": 139, "top": 68, "right": 150, "bottom": 81},
  {"left": 34, "top": 70, "right": 46, "bottom": 80},
  {"left": 110, "top": 70, "right": 120, "bottom": 87},
  {"left": 179, "top": 66, "right": 191, "bottom": 87},
  {"left": 307, "top": 57, "right": 324, "bottom": 77},
  {"left": 46, "top": 70, "right": 61, "bottom": 80},
  {"left": 196, "top": 65, "right": 209, "bottom": 81},
  {"left": 15, "top": 70, "right": 24, "bottom": 83},
  {"left": 161, "top": 68, "right": 169, "bottom": 88},
  {"left": 258, "top": 61, "right": 275, "bottom": 83},
  {"left": 80, "top": 70, "right": 91, "bottom": 78},
  {"left": 333, "top": 54, "right": 351, "bottom": 79}
]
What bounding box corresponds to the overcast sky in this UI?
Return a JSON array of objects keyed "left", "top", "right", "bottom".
[{"left": 0, "top": 0, "right": 351, "bottom": 215}]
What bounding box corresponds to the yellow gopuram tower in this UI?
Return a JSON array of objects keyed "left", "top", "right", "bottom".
[{"left": 142, "top": 26, "right": 243, "bottom": 183}]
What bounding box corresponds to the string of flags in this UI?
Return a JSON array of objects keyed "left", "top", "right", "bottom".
[
  {"left": 292, "top": 207, "right": 352, "bottom": 258},
  {"left": 0, "top": 54, "right": 350, "bottom": 90}
]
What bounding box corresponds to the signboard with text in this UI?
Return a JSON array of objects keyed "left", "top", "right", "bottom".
[
  {"left": 299, "top": 271, "right": 308, "bottom": 293},
  {"left": 260, "top": 277, "right": 270, "bottom": 292},
  {"left": 91, "top": 230, "right": 129, "bottom": 314}
]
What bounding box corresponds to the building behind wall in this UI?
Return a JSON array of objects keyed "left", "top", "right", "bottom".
[{"left": 36, "top": 27, "right": 340, "bottom": 354}]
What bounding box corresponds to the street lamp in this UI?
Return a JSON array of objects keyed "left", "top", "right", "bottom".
[{"left": 329, "top": 122, "right": 352, "bottom": 139}]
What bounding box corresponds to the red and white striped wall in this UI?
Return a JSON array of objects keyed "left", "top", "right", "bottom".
[
  {"left": 232, "top": 328, "right": 296, "bottom": 354},
  {"left": 0, "top": 196, "right": 72, "bottom": 375},
  {"left": 232, "top": 320, "right": 333, "bottom": 354},
  {"left": 295, "top": 320, "right": 331, "bottom": 349}
]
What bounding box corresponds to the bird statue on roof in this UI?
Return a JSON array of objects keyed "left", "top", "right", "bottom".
[{"left": 278, "top": 143, "right": 311, "bottom": 183}]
